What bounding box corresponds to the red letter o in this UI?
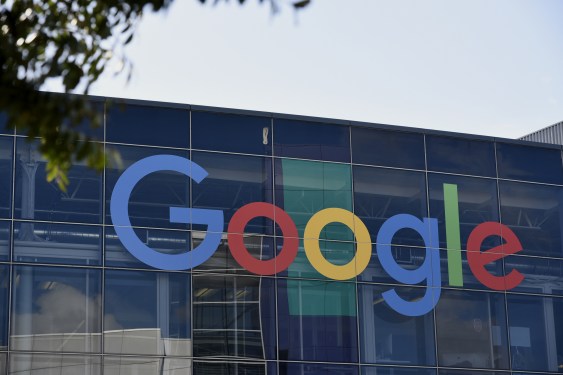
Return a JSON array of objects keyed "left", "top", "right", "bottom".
[{"left": 228, "top": 202, "right": 298, "bottom": 275}]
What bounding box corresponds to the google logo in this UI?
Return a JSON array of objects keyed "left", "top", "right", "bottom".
[{"left": 111, "top": 155, "right": 524, "bottom": 316}]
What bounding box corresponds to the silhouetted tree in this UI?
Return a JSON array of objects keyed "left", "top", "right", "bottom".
[{"left": 0, "top": 0, "right": 311, "bottom": 189}]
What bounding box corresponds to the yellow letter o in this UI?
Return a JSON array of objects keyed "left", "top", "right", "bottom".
[{"left": 303, "top": 208, "right": 372, "bottom": 280}]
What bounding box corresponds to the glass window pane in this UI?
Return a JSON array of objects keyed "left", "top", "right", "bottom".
[
  {"left": 105, "top": 227, "right": 190, "bottom": 269},
  {"left": 279, "top": 362, "right": 358, "bottom": 375},
  {"left": 59, "top": 99, "right": 104, "bottom": 141},
  {"left": 105, "top": 145, "right": 190, "bottom": 229},
  {"left": 104, "top": 270, "right": 191, "bottom": 356},
  {"left": 277, "top": 279, "right": 358, "bottom": 362},
  {"left": 275, "top": 159, "right": 354, "bottom": 280},
  {"left": 106, "top": 103, "right": 189, "bottom": 148},
  {"left": 358, "top": 284, "right": 436, "bottom": 366},
  {"left": 506, "top": 294, "right": 559, "bottom": 372},
  {"left": 353, "top": 166, "right": 427, "bottom": 247},
  {"left": 0, "top": 112, "right": 12, "bottom": 135},
  {"left": 104, "top": 356, "right": 192, "bottom": 375},
  {"left": 275, "top": 158, "right": 353, "bottom": 241},
  {"left": 81, "top": 100, "right": 104, "bottom": 141},
  {"left": 499, "top": 181, "right": 563, "bottom": 258},
  {"left": 14, "top": 100, "right": 103, "bottom": 141},
  {"left": 192, "top": 152, "right": 273, "bottom": 235},
  {"left": 362, "top": 367, "right": 436, "bottom": 375},
  {"left": 192, "top": 274, "right": 276, "bottom": 360},
  {"left": 553, "top": 298, "right": 563, "bottom": 374},
  {"left": 426, "top": 136, "right": 496, "bottom": 177},
  {"left": 281, "top": 240, "right": 356, "bottom": 281},
  {"left": 428, "top": 174, "right": 500, "bottom": 251},
  {"left": 194, "top": 361, "right": 266, "bottom": 375},
  {"left": 14, "top": 222, "right": 101, "bottom": 265},
  {"left": 0, "top": 137, "right": 13, "bottom": 219},
  {"left": 438, "top": 371, "right": 509, "bottom": 375},
  {"left": 11, "top": 266, "right": 101, "bottom": 352},
  {"left": 9, "top": 353, "right": 100, "bottom": 374},
  {"left": 496, "top": 142, "right": 563, "bottom": 184},
  {"left": 0, "top": 266, "right": 8, "bottom": 349},
  {"left": 438, "top": 250, "right": 503, "bottom": 291},
  {"left": 193, "top": 234, "right": 275, "bottom": 275},
  {"left": 0, "top": 221, "right": 9, "bottom": 262},
  {"left": 435, "top": 290, "right": 509, "bottom": 369},
  {"left": 14, "top": 139, "right": 102, "bottom": 224},
  {"left": 352, "top": 128, "right": 424, "bottom": 170},
  {"left": 192, "top": 111, "right": 272, "bottom": 155},
  {"left": 359, "top": 245, "right": 428, "bottom": 284},
  {"left": 274, "top": 119, "right": 350, "bottom": 162},
  {"left": 505, "top": 255, "right": 563, "bottom": 296}
]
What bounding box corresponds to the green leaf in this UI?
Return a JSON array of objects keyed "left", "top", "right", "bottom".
[{"left": 0, "top": 0, "right": 309, "bottom": 191}]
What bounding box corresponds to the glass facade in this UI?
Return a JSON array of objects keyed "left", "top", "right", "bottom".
[{"left": 1, "top": 98, "right": 563, "bottom": 374}]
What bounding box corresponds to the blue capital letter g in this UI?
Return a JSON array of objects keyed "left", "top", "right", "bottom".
[{"left": 110, "top": 155, "right": 223, "bottom": 270}]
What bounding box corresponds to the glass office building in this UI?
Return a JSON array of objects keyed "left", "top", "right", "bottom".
[{"left": 0, "top": 96, "right": 563, "bottom": 374}]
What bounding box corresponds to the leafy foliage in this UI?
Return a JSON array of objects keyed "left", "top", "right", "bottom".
[{"left": 0, "top": 0, "right": 310, "bottom": 190}]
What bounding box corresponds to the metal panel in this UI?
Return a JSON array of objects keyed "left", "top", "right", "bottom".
[{"left": 521, "top": 121, "right": 563, "bottom": 145}]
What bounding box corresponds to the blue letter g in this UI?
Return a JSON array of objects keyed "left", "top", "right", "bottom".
[{"left": 110, "top": 155, "right": 223, "bottom": 270}]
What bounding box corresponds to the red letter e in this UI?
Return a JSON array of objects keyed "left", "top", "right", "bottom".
[{"left": 467, "top": 222, "right": 524, "bottom": 291}]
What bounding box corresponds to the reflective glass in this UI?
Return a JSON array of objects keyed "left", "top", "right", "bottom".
[
  {"left": 14, "top": 221, "right": 101, "bottom": 265},
  {"left": 0, "top": 221, "right": 9, "bottom": 262},
  {"left": 362, "top": 367, "right": 436, "bottom": 375},
  {"left": 279, "top": 362, "right": 358, "bottom": 375},
  {"left": 193, "top": 234, "right": 274, "bottom": 275},
  {"left": 0, "top": 137, "right": 13, "bottom": 219},
  {"left": 274, "top": 118, "right": 350, "bottom": 162},
  {"left": 505, "top": 255, "right": 563, "bottom": 295},
  {"left": 426, "top": 135, "right": 496, "bottom": 177},
  {"left": 105, "top": 356, "right": 192, "bottom": 375},
  {"left": 266, "top": 361, "right": 277, "bottom": 375},
  {"left": 280, "top": 240, "right": 356, "bottom": 280},
  {"left": 358, "top": 284, "right": 436, "bottom": 366},
  {"left": 0, "top": 266, "right": 7, "bottom": 349},
  {"left": 275, "top": 158, "right": 353, "bottom": 240},
  {"left": 359, "top": 245, "right": 427, "bottom": 284},
  {"left": 496, "top": 142, "right": 563, "bottom": 184},
  {"left": 506, "top": 294, "right": 560, "bottom": 372},
  {"left": 438, "top": 371, "right": 509, "bottom": 375},
  {"left": 428, "top": 174, "right": 500, "bottom": 251},
  {"left": 438, "top": 250, "right": 503, "bottom": 291},
  {"left": 10, "top": 266, "right": 101, "bottom": 352},
  {"left": 353, "top": 166, "right": 427, "bottom": 246},
  {"left": 105, "top": 227, "right": 190, "bottom": 269},
  {"left": 435, "top": 290, "right": 509, "bottom": 369},
  {"left": 192, "top": 111, "right": 272, "bottom": 155},
  {"left": 81, "top": 100, "right": 104, "bottom": 141},
  {"left": 106, "top": 103, "right": 189, "bottom": 148},
  {"left": 351, "top": 127, "right": 425, "bottom": 170},
  {"left": 104, "top": 270, "right": 191, "bottom": 356},
  {"left": 499, "top": 181, "right": 563, "bottom": 257},
  {"left": 277, "top": 278, "right": 358, "bottom": 362},
  {"left": 9, "top": 353, "right": 100, "bottom": 374},
  {"left": 194, "top": 361, "right": 267, "bottom": 375},
  {"left": 105, "top": 145, "right": 190, "bottom": 229},
  {"left": 14, "top": 139, "right": 102, "bottom": 224},
  {"left": 275, "top": 158, "right": 354, "bottom": 280},
  {"left": 59, "top": 99, "right": 104, "bottom": 141},
  {"left": 192, "top": 152, "right": 273, "bottom": 235},
  {"left": 192, "top": 274, "right": 276, "bottom": 360},
  {"left": 0, "top": 112, "right": 11, "bottom": 135},
  {"left": 553, "top": 298, "right": 563, "bottom": 374}
]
